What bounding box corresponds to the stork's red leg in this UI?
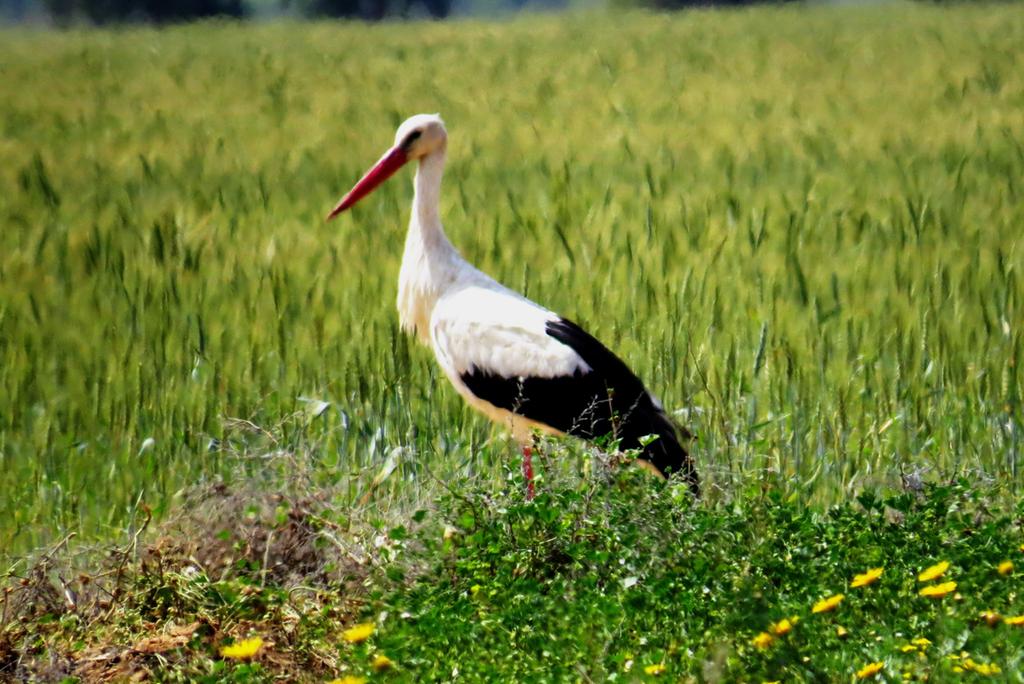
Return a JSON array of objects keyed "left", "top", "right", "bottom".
[{"left": 521, "top": 445, "right": 535, "bottom": 500}]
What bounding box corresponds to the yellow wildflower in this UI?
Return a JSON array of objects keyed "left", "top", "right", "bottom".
[
  {"left": 997, "top": 560, "right": 1013, "bottom": 576},
  {"left": 919, "top": 581, "right": 956, "bottom": 598},
  {"left": 836, "top": 626, "right": 849, "bottom": 638},
  {"left": 962, "top": 658, "right": 1001, "bottom": 676},
  {"left": 980, "top": 610, "right": 1000, "bottom": 626},
  {"left": 812, "top": 593, "right": 844, "bottom": 613},
  {"left": 851, "top": 567, "right": 883, "bottom": 588},
  {"left": 643, "top": 663, "right": 666, "bottom": 675},
  {"left": 342, "top": 623, "right": 375, "bottom": 644},
  {"left": 327, "top": 678, "right": 366, "bottom": 684},
  {"left": 752, "top": 631, "right": 774, "bottom": 649},
  {"left": 917, "top": 561, "right": 949, "bottom": 582},
  {"left": 856, "top": 661, "right": 884, "bottom": 679},
  {"left": 899, "top": 640, "right": 930, "bottom": 653},
  {"left": 372, "top": 654, "right": 394, "bottom": 672},
  {"left": 1004, "top": 615, "right": 1024, "bottom": 626},
  {"left": 771, "top": 617, "right": 798, "bottom": 635},
  {"left": 219, "top": 636, "right": 263, "bottom": 660},
  {"left": 973, "top": 662, "right": 1001, "bottom": 676}
]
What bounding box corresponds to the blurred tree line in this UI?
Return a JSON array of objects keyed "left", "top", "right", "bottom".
[
  {"left": 298, "top": 0, "right": 453, "bottom": 19},
  {"left": 39, "top": 0, "right": 244, "bottom": 22},
  {"left": 18, "top": 0, "right": 465, "bottom": 22},
  {"left": 1, "top": 0, "right": 803, "bottom": 25},
  {"left": 10, "top": 0, "right": 462, "bottom": 21}
]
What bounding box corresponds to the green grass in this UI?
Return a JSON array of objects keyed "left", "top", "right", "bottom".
[
  {"left": 2, "top": 3, "right": 1022, "bottom": 557},
  {"left": 1, "top": 2, "right": 1023, "bottom": 679}
]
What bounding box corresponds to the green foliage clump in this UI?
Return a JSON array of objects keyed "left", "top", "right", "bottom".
[
  {"left": 4, "top": 474, "right": 1020, "bottom": 681},
  {"left": 368, "top": 476, "right": 1023, "bottom": 680}
]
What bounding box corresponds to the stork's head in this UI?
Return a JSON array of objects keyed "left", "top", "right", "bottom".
[
  {"left": 394, "top": 113, "right": 447, "bottom": 160},
  {"left": 327, "top": 113, "right": 446, "bottom": 220}
]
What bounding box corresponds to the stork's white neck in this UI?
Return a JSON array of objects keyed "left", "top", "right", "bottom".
[
  {"left": 397, "top": 148, "right": 466, "bottom": 343},
  {"left": 413, "top": 149, "right": 445, "bottom": 231}
]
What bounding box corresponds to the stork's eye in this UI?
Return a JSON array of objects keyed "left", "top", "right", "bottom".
[{"left": 404, "top": 130, "right": 422, "bottom": 147}]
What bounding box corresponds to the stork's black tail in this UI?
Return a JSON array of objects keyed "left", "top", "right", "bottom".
[
  {"left": 544, "top": 318, "right": 700, "bottom": 497},
  {"left": 617, "top": 407, "right": 700, "bottom": 496}
]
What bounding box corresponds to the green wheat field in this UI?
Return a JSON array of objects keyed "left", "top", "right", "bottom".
[{"left": 1, "top": 3, "right": 1023, "bottom": 681}]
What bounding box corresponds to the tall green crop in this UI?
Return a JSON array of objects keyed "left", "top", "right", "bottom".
[{"left": 1, "top": 4, "right": 1022, "bottom": 559}]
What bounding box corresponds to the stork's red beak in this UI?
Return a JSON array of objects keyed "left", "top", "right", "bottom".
[{"left": 326, "top": 145, "right": 409, "bottom": 221}]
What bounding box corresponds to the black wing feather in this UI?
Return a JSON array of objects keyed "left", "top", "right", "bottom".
[{"left": 459, "top": 317, "right": 699, "bottom": 494}]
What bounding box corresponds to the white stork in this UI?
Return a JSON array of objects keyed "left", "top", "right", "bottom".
[{"left": 327, "top": 114, "right": 699, "bottom": 498}]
